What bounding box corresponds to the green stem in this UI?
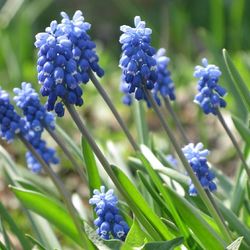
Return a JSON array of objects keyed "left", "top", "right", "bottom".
[
  {"left": 133, "top": 101, "right": 149, "bottom": 145},
  {"left": 205, "top": 190, "right": 229, "bottom": 232},
  {"left": 145, "top": 89, "right": 232, "bottom": 244},
  {"left": 216, "top": 109, "right": 250, "bottom": 180},
  {"left": 18, "top": 135, "right": 93, "bottom": 250},
  {"left": 45, "top": 126, "right": 87, "bottom": 183},
  {"left": 89, "top": 70, "right": 139, "bottom": 151},
  {"left": 163, "top": 96, "right": 189, "bottom": 144}
]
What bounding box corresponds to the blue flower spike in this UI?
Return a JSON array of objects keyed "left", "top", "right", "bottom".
[
  {"left": 0, "top": 88, "right": 27, "bottom": 142},
  {"left": 182, "top": 143, "right": 217, "bottom": 196},
  {"left": 13, "top": 82, "right": 59, "bottom": 173},
  {"left": 35, "top": 10, "right": 104, "bottom": 117},
  {"left": 119, "top": 16, "right": 157, "bottom": 103},
  {"left": 194, "top": 58, "right": 227, "bottom": 115},
  {"left": 153, "top": 48, "right": 175, "bottom": 105},
  {"left": 89, "top": 186, "right": 129, "bottom": 241},
  {"left": 14, "top": 82, "right": 55, "bottom": 131}
]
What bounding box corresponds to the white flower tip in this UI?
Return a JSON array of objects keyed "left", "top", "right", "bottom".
[
  {"left": 134, "top": 16, "right": 141, "bottom": 27},
  {"left": 201, "top": 58, "right": 208, "bottom": 67}
]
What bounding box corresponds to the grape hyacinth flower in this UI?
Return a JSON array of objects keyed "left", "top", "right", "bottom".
[
  {"left": 25, "top": 131, "right": 59, "bottom": 173},
  {"left": 89, "top": 186, "right": 129, "bottom": 240},
  {"left": 119, "top": 16, "right": 157, "bottom": 103},
  {"left": 153, "top": 48, "right": 175, "bottom": 105},
  {"left": 14, "top": 82, "right": 55, "bottom": 131},
  {"left": 182, "top": 143, "right": 216, "bottom": 196},
  {"left": 194, "top": 58, "right": 227, "bottom": 115},
  {"left": 13, "top": 82, "right": 59, "bottom": 172},
  {"left": 0, "top": 88, "right": 27, "bottom": 142},
  {"left": 35, "top": 10, "right": 104, "bottom": 117}
]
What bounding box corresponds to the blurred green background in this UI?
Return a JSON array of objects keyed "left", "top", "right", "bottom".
[{"left": 0, "top": 0, "right": 250, "bottom": 173}]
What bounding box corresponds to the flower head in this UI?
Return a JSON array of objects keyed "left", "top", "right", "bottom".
[
  {"left": 89, "top": 186, "right": 129, "bottom": 241},
  {"left": 0, "top": 88, "right": 27, "bottom": 142},
  {"left": 194, "top": 58, "right": 227, "bottom": 115},
  {"left": 119, "top": 16, "right": 157, "bottom": 103},
  {"left": 182, "top": 143, "right": 216, "bottom": 196},
  {"left": 13, "top": 82, "right": 59, "bottom": 172},
  {"left": 153, "top": 48, "right": 175, "bottom": 105},
  {"left": 14, "top": 82, "right": 55, "bottom": 130},
  {"left": 35, "top": 10, "right": 104, "bottom": 117}
]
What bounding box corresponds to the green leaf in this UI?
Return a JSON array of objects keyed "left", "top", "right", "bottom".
[
  {"left": 0, "top": 202, "right": 31, "bottom": 250},
  {"left": 138, "top": 146, "right": 189, "bottom": 238},
  {"left": 0, "top": 241, "right": 8, "bottom": 250},
  {"left": 0, "top": 219, "right": 11, "bottom": 250},
  {"left": 137, "top": 171, "right": 179, "bottom": 235},
  {"left": 81, "top": 137, "right": 101, "bottom": 193},
  {"left": 143, "top": 237, "right": 184, "bottom": 250},
  {"left": 112, "top": 165, "right": 173, "bottom": 241},
  {"left": 230, "top": 147, "right": 249, "bottom": 214},
  {"left": 215, "top": 197, "right": 250, "bottom": 246},
  {"left": 56, "top": 125, "right": 82, "bottom": 160},
  {"left": 222, "top": 49, "right": 250, "bottom": 112},
  {"left": 28, "top": 213, "right": 62, "bottom": 250},
  {"left": 165, "top": 186, "right": 225, "bottom": 249},
  {"left": 121, "top": 218, "right": 149, "bottom": 250},
  {"left": 9, "top": 186, "right": 82, "bottom": 246},
  {"left": 226, "top": 237, "right": 244, "bottom": 250},
  {"left": 232, "top": 115, "right": 250, "bottom": 147},
  {"left": 25, "top": 234, "right": 46, "bottom": 250},
  {"left": 133, "top": 101, "right": 149, "bottom": 145},
  {"left": 84, "top": 222, "right": 123, "bottom": 250}
]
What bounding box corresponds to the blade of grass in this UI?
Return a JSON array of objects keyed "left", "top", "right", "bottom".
[
  {"left": 25, "top": 234, "right": 46, "bottom": 250},
  {"left": 81, "top": 137, "right": 101, "bottom": 194},
  {"left": 138, "top": 152, "right": 189, "bottom": 239},
  {"left": 0, "top": 218, "right": 12, "bottom": 250},
  {"left": 133, "top": 101, "right": 149, "bottom": 146},
  {"left": 112, "top": 165, "right": 173, "bottom": 240},
  {"left": 0, "top": 202, "right": 31, "bottom": 250},
  {"left": 9, "top": 186, "right": 84, "bottom": 247},
  {"left": 222, "top": 49, "right": 250, "bottom": 112}
]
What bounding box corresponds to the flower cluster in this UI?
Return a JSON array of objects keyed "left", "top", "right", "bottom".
[
  {"left": 14, "top": 82, "right": 59, "bottom": 172},
  {"left": 89, "top": 186, "right": 129, "bottom": 240},
  {"left": 119, "top": 16, "right": 157, "bottom": 103},
  {"left": 182, "top": 143, "right": 216, "bottom": 196},
  {"left": 0, "top": 88, "right": 27, "bottom": 142},
  {"left": 194, "top": 58, "right": 227, "bottom": 115},
  {"left": 14, "top": 82, "right": 55, "bottom": 131},
  {"left": 35, "top": 10, "right": 104, "bottom": 117},
  {"left": 153, "top": 48, "right": 175, "bottom": 105}
]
